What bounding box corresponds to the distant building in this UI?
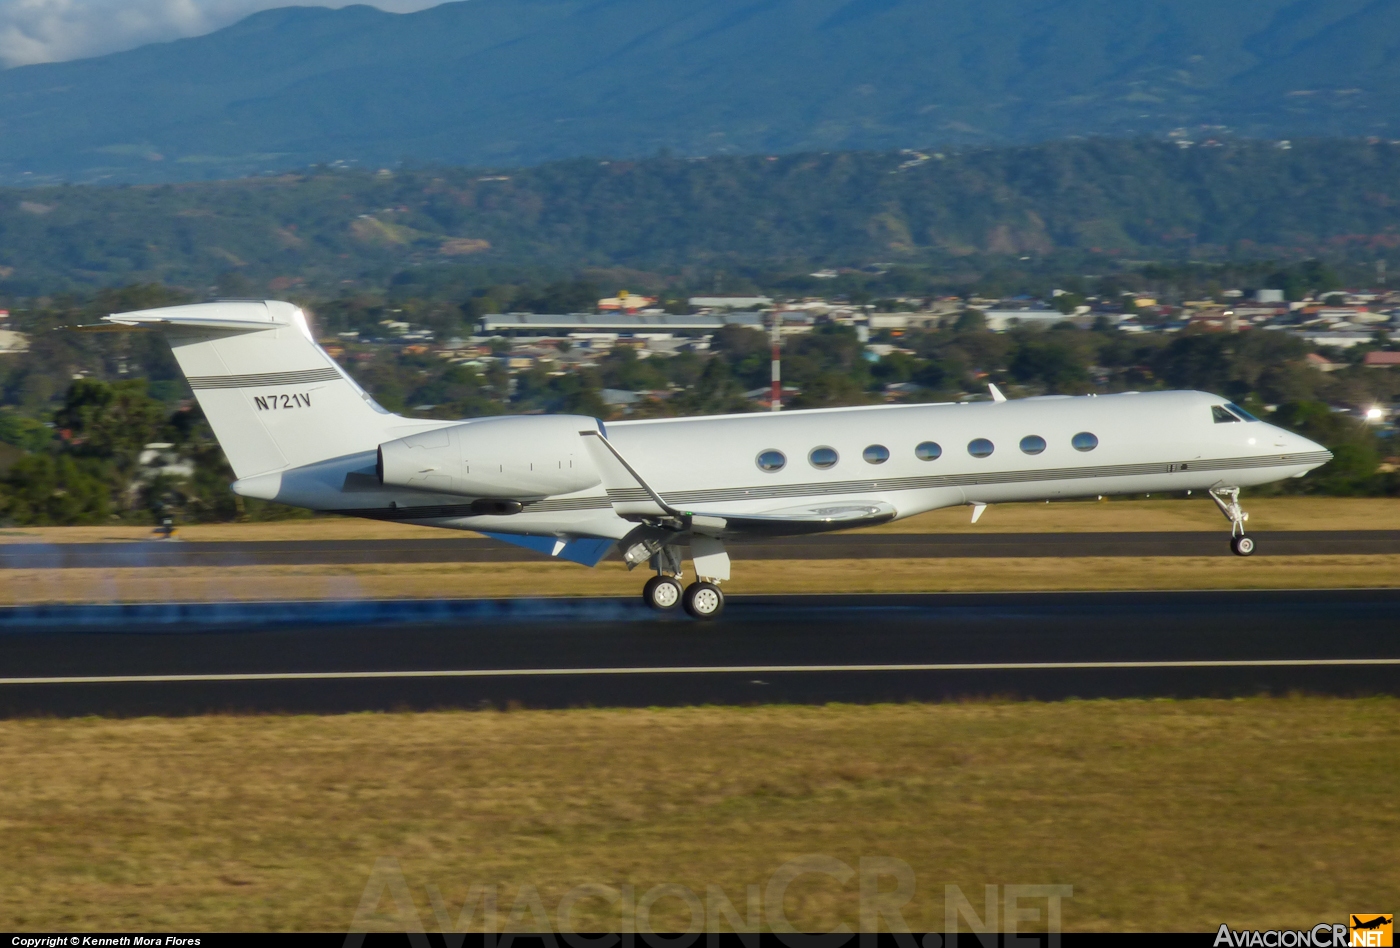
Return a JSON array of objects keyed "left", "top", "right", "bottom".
[
  {"left": 479, "top": 312, "right": 762, "bottom": 334},
  {"left": 1295, "top": 331, "right": 1374, "bottom": 348},
  {"left": 981, "top": 310, "right": 1072, "bottom": 332},
  {"left": 598, "top": 290, "right": 657, "bottom": 312},
  {"left": 882, "top": 382, "right": 922, "bottom": 399},
  {"left": 601, "top": 389, "right": 645, "bottom": 408},
  {"left": 868, "top": 312, "right": 945, "bottom": 331},
  {"left": 138, "top": 443, "right": 195, "bottom": 481},
  {"left": 1187, "top": 309, "right": 1241, "bottom": 332},
  {"left": 1363, "top": 351, "right": 1400, "bottom": 367},
  {"left": 688, "top": 296, "right": 773, "bottom": 310},
  {"left": 1305, "top": 353, "right": 1341, "bottom": 372},
  {"left": 0, "top": 330, "right": 29, "bottom": 354},
  {"left": 769, "top": 310, "right": 818, "bottom": 334}
]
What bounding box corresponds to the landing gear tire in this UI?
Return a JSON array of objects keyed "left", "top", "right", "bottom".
[
  {"left": 1230, "top": 535, "right": 1256, "bottom": 557},
  {"left": 682, "top": 581, "right": 725, "bottom": 620},
  {"left": 643, "top": 575, "right": 683, "bottom": 611}
]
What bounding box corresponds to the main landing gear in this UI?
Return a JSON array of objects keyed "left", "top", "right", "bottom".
[
  {"left": 1210, "top": 486, "right": 1256, "bottom": 557},
  {"left": 638, "top": 539, "right": 728, "bottom": 619},
  {"left": 641, "top": 573, "right": 726, "bottom": 618}
]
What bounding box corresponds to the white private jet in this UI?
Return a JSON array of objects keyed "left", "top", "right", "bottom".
[{"left": 92, "top": 300, "right": 1332, "bottom": 618}]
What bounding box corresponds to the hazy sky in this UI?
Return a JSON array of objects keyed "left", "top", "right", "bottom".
[{"left": 0, "top": 0, "right": 448, "bottom": 68}]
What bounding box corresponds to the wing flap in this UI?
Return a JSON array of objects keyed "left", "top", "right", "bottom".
[{"left": 696, "top": 500, "right": 897, "bottom": 536}]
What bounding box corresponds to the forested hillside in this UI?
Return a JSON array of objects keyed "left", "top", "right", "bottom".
[{"left": 4, "top": 140, "right": 1400, "bottom": 297}]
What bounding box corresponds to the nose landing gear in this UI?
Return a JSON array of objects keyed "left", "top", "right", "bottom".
[{"left": 1210, "top": 486, "right": 1256, "bottom": 557}]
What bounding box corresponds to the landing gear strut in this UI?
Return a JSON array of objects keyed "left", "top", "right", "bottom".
[{"left": 1210, "top": 486, "right": 1255, "bottom": 557}]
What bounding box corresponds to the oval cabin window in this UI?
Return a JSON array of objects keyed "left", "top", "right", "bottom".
[
  {"left": 1072, "top": 432, "right": 1099, "bottom": 452},
  {"left": 809, "top": 446, "right": 839, "bottom": 469},
  {"left": 863, "top": 444, "right": 890, "bottom": 464},
  {"left": 968, "top": 438, "right": 994, "bottom": 458},
  {"left": 756, "top": 450, "right": 786, "bottom": 472},
  {"left": 1020, "top": 435, "right": 1047, "bottom": 455},
  {"left": 915, "top": 441, "right": 942, "bottom": 461}
]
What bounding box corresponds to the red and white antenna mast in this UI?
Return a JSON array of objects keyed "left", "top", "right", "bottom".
[{"left": 769, "top": 306, "right": 782, "bottom": 411}]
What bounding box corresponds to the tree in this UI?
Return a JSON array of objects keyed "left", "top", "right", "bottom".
[
  {"left": 53, "top": 378, "right": 167, "bottom": 499},
  {"left": 0, "top": 454, "right": 110, "bottom": 525}
]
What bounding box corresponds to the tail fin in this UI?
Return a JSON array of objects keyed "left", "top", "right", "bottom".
[{"left": 106, "top": 300, "right": 401, "bottom": 479}]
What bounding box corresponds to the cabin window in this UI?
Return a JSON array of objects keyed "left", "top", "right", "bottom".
[
  {"left": 809, "top": 446, "right": 839, "bottom": 469},
  {"left": 863, "top": 444, "right": 890, "bottom": 464},
  {"left": 968, "top": 438, "right": 994, "bottom": 458},
  {"left": 756, "top": 450, "right": 786, "bottom": 472},
  {"left": 1019, "top": 435, "right": 1046, "bottom": 455},
  {"left": 915, "top": 441, "right": 943, "bottom": 461},
  {"left": 1212, "top": 405, "right": 1241, "bottom": 424},
  {"left": 1225, "top": 402, "right": 1260, "bottom": 422},
  {"left": 1072, "top": 431, "right": 1098, "bottom": 452}
]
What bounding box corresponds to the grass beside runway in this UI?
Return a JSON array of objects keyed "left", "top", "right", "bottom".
[
  {"left": 0, "top": 554, "right": 1395, "bottom": 603},
  {"left": 0, "top": 698, "right": 1394, "bottom": 931},
  {"left": 0, "top": 497, "right": 1395, "bottom": 544}
]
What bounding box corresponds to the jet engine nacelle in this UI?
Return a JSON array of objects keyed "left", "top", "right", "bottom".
[{"left": 377, "top": 415, "right": 602, "bottom": 499}]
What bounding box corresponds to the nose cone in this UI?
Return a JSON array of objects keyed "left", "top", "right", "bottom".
[{"left": 1267, "top": 423, "right": 1331, "bottom": 466}]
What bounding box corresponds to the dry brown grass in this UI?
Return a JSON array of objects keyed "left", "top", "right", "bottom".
[
  {"left": 0, "top": 554, "right": 1395, "bottom": 604},
  {"left": 0, "top": 497, "right": 1396, "bottom": 544},
  {"left": 0, "top": 699, "right": 1394, "bottom": 932}
]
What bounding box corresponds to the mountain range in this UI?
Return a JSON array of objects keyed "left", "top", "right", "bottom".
[{"left": 2, "top": 0, "right": 1400, "bottom": 184}]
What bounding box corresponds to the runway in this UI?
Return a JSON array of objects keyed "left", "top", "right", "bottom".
[
  {"left": 0, "top": 530, "right": 1396, "bottom": 567},
  {"left": 0, "top": 589, "right": 1394, "bottom": 715}
]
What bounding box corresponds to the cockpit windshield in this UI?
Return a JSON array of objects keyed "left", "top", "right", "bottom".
[{"left": 1213, "top": 403, "right": 1259, "bottom": 423}]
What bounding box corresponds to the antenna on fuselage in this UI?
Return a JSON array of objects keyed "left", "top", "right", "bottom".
[{"left": 988, "top": 383, "right": 1007, "bottom": 403}]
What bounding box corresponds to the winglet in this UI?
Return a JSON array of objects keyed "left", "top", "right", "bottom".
[{"left": 988, "top": 384, "right": 1007, "bottom": 403}]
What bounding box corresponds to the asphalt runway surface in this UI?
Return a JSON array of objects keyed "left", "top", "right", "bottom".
[
  {"left": 1, "top": 530, "right": 1397, "bottom": 568},
  {"left": 0, "top": 589, "right": 1394, "bottom": 716}
]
